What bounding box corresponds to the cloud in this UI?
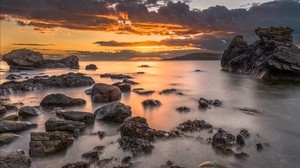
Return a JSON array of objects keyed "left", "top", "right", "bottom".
[{"left": 11, "top": 43, "right": 55, "bottom": 46}]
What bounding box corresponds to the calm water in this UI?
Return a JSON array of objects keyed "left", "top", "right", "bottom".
[{"left": 1, "top": 61, "right": 300, "bottom": 168}]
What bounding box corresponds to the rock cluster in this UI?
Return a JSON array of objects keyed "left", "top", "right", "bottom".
[
  {"left": 221, "top": 26, "right": 300, "bottom": 81},
  {"left": 2, "top": 49, "right": 79, "bottom": 70}
]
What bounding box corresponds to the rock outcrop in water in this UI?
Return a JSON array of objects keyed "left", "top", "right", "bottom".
[
  {"left": 221, "top": 26, "right": 300, "bottom": 81},
  {"left": 2, "top": 49, "right": 79, "bottom": 70},
  {"left": 94, "top": 102, "right": 132, "bottom": 122},
  {"left": 0, "top": 120, "right": 37, "bottom": 133},
  {"left": 40, "top": 93, "right": 86, "bottom": 107},
  {"left": 0, "top": 73, "right": 95, "bottom": 95},
  {"left": 0, "top": 149, "right": 31, "bottom": 168},
  {"left": 91, "top": 83, "right": 121, "bottom": 103}
]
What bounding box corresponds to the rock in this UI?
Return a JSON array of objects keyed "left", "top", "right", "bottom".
[
  {"left": 176, "top": 120, "right": 212, "bottom": 132},
  {"left": 85, "top": 64, "right": 98, "bottom": 70},
  {"left": 160, "top": 160, "right": 184, "bottom": 168},
  {"left": 240, "top": 129, "right": 250, "bottom": 138},
  {"left": 57, "top": 111, "right": 95, "bottom": 124},
  {"left": 212, "top": 129, "right": 235, "bottom": 150},
  {"left": 176, "top": 106, "right": 190, "bottom": 113},
  {"left": 159, "top": 89, "right": 177, "bottom": 94},
  {"left": 236, "top": 134, "right": 245, "bottom": 146},
  {"left": 198, "top": 98, "right": 209, "bottom": 108},
  {"left": 198, "top": 98, "right": 222, "bottom": 108},
  {"left": 234, "top": 152, "right": 249, "bottom": 160},
  {"left": 84, "top": 88, "right": 92, "bottom": 95},
  {"left": 142, "top": 99, "right": 161, "bottom": 107},
  {"left": 40, "top": 93, "right": 86, "bottom": 107},
  {"left": 0, "top": 149, "right": 31, "bottom": 168},
  {"left": 1, "top": 114, "right": 18, "bottom": 121},
  {"left": 238, "top": 107, "right": 265, "bottom": 115},
  {"left": 138, "top": 65, "right": 150, "bottom": 68},
  {"left": 198, "top": 161, "right": 228, "bottom": 168},
  {"left": 2, "top": 49, "right": 79, "bottom": 70},
  {"left": 18, "top": 106, "right": 39, "bottom": 118},
  {"left": 121, "top": 156, "right": 132, "bottom": 165},
  {"left": 195, "top": 69, "right": 202, "bottom": 72},
  {"left": 29, "top": 131, "right": 74, "bottom": 156},
  {"left": 0, "top": 73, "right": 95, "bottom": 95},
  {"left": 0, "top": 106, "right": 6, "bottom": 115},
  {"left": 0, "top": 120, "right": 37, "bottom": 133},
  {"left": 62, "top": 161, "right": 89, "bottom": 168},
  {"left": 137, "top": 72, "right": 145, "bottom": 74},
  {"left": 97, "top": 131, "right": 106, "bottom": 139},
  {"left": 256, "top": 143, "right": 263, "bottom": 151},
  {"left": 45, "top": 118, "right": 86, "bottom": 136},
  {"left": 122, "top": 79, "right": 139, "bottom": 85},
  {"left": 0, "top": 133, "right": 21, "bottom": 146},
  {"left": 132, "top": 88, "right": 155, "bottom": 95},
  {"left": 5, "top": 74, "right": 22, "bottom": 80},
  {"left": 91, "top": 83, "right": 121, "bottom": 103},
  {"left": 94, "top": 102, "right": 132, "bottom": 122},
  {"left": 221, "top": 26, "right": 300, "bottom": 81},
  {"left": 82, "top": 151, "right": 99, "bottom": 159},
  {"left": 100, "top": 73, "right": 132, "bottom": 79},
  {"left": 33, "top": 75, "right": 49, "bottom": 79},
  {"left": 112, "top": 82, "right": 131, "bottom": 92}
]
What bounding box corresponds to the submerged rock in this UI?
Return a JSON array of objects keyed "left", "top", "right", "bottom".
[
  {"left": 0, "top": 149, "right": 31, "bottom": 168},
  {"left": 176, "top": 120, "right": 212, "bottom": 132},
  {"left": 212, "top": 129, "right": 235, "bottom": 151},
  {"left": 221, "top": 26, "right": 300, "bottom": 81},
  {"left": 122, "top": 79, "right": 139, "bottom": 85},
  {"left": 100, "top": 73, "right": 132, "bottom": 79},
  {"left": 0, "top": 133, "right": 21, "bottom": 146},
  {"left": 85, "top": 64, "right": 98, "bottom": 70},
  {"left": 256, "top": 143, "right": 264, "bottom": 151},
  {"left": 91, "top": 83, "right": 121, "bottom": 103},
  {"left": 238, "top": 107, "right": 265, "bottom": 115},
  {"left": 40, "top": 93, "right": 86, "bottom": 107},
  {"left": 0, "top": 120, "right": 37, "bottom": 133},
  {"left": 57, "top": 111, "right": 95, "bottom": 124},
  {"left": 198, "top": 98, "right": 222, "bottom": 108},
  {"left": 94, "top": 102, "right": 132, "bottom": 122},
  {"left": 2, "top": 49, "right": 79, "bottom": 70},
  {"left": 236, "top": 134, "right": 245, "bottom": 146},
  {"left": 132, "top": 88, "right": 155, "bottom": 95},
  {"left": 159, "top": 89, "right": 177, "bottom": 94},
  {"left": 29, "top": 131, "right": 74, "bottom": 156},
  {"left": 142, "top": 99, "right": 161, "bottom": 107},
  {"left": 45, "top": 118, "right": 86, "bottom": 135},
  {"left": 18, "top": 106, "right": 39, "bottom": 118},
  {"left": 176, "top": 106, "right": 190, "bottom": 113}
]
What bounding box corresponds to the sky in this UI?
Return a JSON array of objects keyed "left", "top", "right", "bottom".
[{"left": 1, "top": 0, "right": 300, "bottom": 60}]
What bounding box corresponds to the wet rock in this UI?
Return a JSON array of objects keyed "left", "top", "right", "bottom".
[
  {"left": 121, "top": 156, "right": 132, "bottom": 165},
  {"left": 0, "top": 133, "right": 21, "bottom": 146},
  {"left": 221, "top": 26, "right": 300, "bottom": 81},
  {"left": 40, "top": 93, "right": 86, "bottom": 107},
  {"left": 234, "top": 152, "right": 249, "bottom": 160},
  {"left": 198, "top": 98, "right": 222, "bottom": 108},
  {"left": 62, "top": 161, "right": 89, "bottom": 168},
  {"left": 85, "top": 64, "right": 98, "bottom": 70},
  {"left": 238, "top": 107, "right": 265, "bottom": 115},
  {"left": 100, "top": 74, "right": 132, "bottom": 79},
  {"left": 2, "top": 49, "right": 79, "bottom": 70},
  {"left": 57, "top": 111, "right": 95, "bottom": 124},
  {"left": 1, "top": 104, "right": 18, "bottom": 111},
  {"left": 176, "top": 120, "right": 212, "bottom": 132},
  {"left": 0, "top": 73, "right": 95, "bottom": 95},
  {"left": 85, "top": 88, "right": 92, "bottom": 95},
  {"left": 97, "top": 131, "right": 106, "bottom": 139},
  {"left": 195, "top": 69, "right": 202, "bottom": 72},
  {"left": 176, "top": 106, "right": 190, "bottom": 113},
  {"left": 137, "top": 72, "right": 145, "bottom": 74},
  {"left": 82, "top": 151, "right": 99, "bottom": 159},
  {"left": 0, "top": 120, "right": 37, "bottom": 133},
  {"left": 0, "top": 106, "right": 6, "bottom": 115},
  {"left": 132, "top": 88, "right": 155, "bottom": 95},
  {"left": 256, "top": 143, "right": 263, "bottom": 151},
  {"left": 94, "top": 102, "right": 132, "bottom": 122},
  {"left": 159, "top": 89, "right": 177, "bottom": 94},
  {"left": 160, "top": 160, "right": 184, "bottom": 168},
  {"left": 29, "top": 131, "right": 74, "bottom": 156},
  {"left": 0, "top": 149, "right": 31, "bottom": 168},
  {"left": 212, "top": 129, "right": 235, "bottom": 150},
  {"left": 198, "top": 161, "right": 228, "bottom": 168},
  {"left": 91, "top": 83, "right": 121, "bottom": 103},
  {"left": 240, "top": 129, "right": 250, "bottom": 138},
  {"left": 45, "top": 118, "right": 86, "bottom": 136},
  {"left": 112, "top": 82, "right": 131, "bottom": 92},
  {"left": 236, "top": 135, "right": 245, "bottom": 146},
  {"left": 5, "top": 74, "right": 22, "bottom": 80},
  {"left": 122, "top": 79, "right": 139, "bottom": 85},
  {"left": 18, "top": 106, "right": 39, "bottom": 118},
  {"left": 142, "top": 99, "right": 161, "bottom": 107},
  {"left": 138, "top": 65, "right": 150, "bottom": 68},
  {"left": 0, "top": 114, "right": 18, "bottom": 121}
]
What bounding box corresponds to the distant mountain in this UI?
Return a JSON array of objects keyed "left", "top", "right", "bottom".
[{"left": 164, "top": 52, "right": 222, "bottom": 60}]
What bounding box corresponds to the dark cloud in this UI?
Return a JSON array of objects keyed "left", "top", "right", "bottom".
[{"left": 12, "top": 43, "right": 55, "bottom": 46}]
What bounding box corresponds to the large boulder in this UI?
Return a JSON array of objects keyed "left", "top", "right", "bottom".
[
  {"left": 45, "top": 118, "right": 86, "bottom": 134},
  {"left": 94, "top": 102, "right": 132, "bottom": 122},
  {"left": 57, "top": 111, "right": 95, "bottom": 124},
  {"left": 40, "top": 93, "right": 86, "bottom": 107},
  {"left": 2, "top": 49, "right": 79, "bottom": 70},
  {"left": 91, "top": 83, "right": 121, "bottom": 103},
  {"left": 29, "top": 131, "right": 74, "bottom": 156},
  {"left": 0, "top": 133, "right": 21, "bottom": 146},
  {"left": 0, "top": 149, "right": 31, "bottom": 168},
  {"left": 0, "top": 120, "right": 37, "bottom": 133},
  {"left": 221, "top": 26, "right": 300, "bottom": 81},
  {"left": 18, "top": 106, "right": 39, "bottom": 118}
]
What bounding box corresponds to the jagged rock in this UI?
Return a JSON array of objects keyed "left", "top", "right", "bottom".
[
  {"left": 0, "top": 120, "right": 37, "bottom": 133},
  {"left": 112, "top": 82, "right": 131, "bottom": 92},
  {"left": 221, "top": 26, "right": 300, "bottom": 81},
  {"left": 18, "top": 106, "right": 39, "bottom": 117},
  {"left": 0, "top": 133, "right": 21, "bottom": 146},
  {"left": 45, "top": 118, "right": 86, "bottom": 136},
  {"left": 40, "top": 93, "right": 86, "bottom": 107},
  {"left": 0, "top": 149, "right": 31, "bottom": 168},
  {"left": 94, "top": 102, "right": 132, "bottom": 122},
  {"left": 198, "top": 161, "right": 228, "bottom": 168},
  {"left": 85, "top": 64, "right": 98, "bottom": 70},
  {"left": 91, "top": 83, "right": 121, "bottom": 103},
  {"left": 5, "top": 74, "right": 22, "bottom": 80},
  {"left": 62, "top": 161, "right": 89, "bottom": 168},
  {"left": 57, "top": 111, "right": 95, "bottom": 124},
  {"left": 142, "top": 99, "right": 161, "bottom": 107},
  {"left": 100, "top": 73, "right": 132, "bottom": 79},
  {"left": 176, "top": 120, "right": 212, "bottom": 132},
  {"left": 29, "top": 131, "right": 74, "bottom": 156},
  {"left": 2, "top": 49, "right": 79, "bottom": 70},
  {"left": 0, "top": 73, "right": 95, "bottom": 95}
]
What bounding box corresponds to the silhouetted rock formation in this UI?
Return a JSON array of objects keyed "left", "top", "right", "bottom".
[
  {"left": 221, "top": 26, "right": 300, "bottom": 81},
  {"left": 2, "top": 49, "right": 79, "bottom": 70}
]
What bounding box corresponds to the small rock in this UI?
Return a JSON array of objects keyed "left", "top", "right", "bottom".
[
  {"left": 194, "top": 69, "right": 202, "bottom": 72},
  {"left": 0, "top": 114, "right": 19, "bottom": 121},
  {"left": 85, "top": 64, "right": 98, "bottom": 70},
  {"left": 176, "top": 106, "right": 190, "bottom": 113},
  {"left": 5, "top": 74, "right": 22, "bottom": 80},
  {"left": 198, "top": 98, "right": 209, "bottom": 108},
  {"left": 112, "top": 82, "right": 131, "bottom": 92},
  {"left": 234, "top": 152, "right": 249, "bottom": 160},
  {"left": 142, "top": 99, "right": 161, "bottom": 107},
  {"left": 137, "top": 72, "right": 145, "bottom": 74},
  {"left": 212, "top": 129, "right": 235, "bottom": 150},
  {"left": 57, "top": 111, "right": 95, "bottom": 124},
  {"left": 240, "top": 129, "right": 250, "bottom": 138},
  {"left": 122, "top": 79, "right": 139, "bottom": 85},
  {"left": 159, "top": 89, "right": 177, "bottom": 94},
  {"left": 97, "top": 131, "right": 106, "bottom": 139},
  {"left": 256, "top": 143, "right": 263, "bottom": 151},
  {"left": 18, "top": 106, "right": 39, "bottom": 118},
  {"left": 121, "top": 156, "right": 132, "bottom": 165},
  {"left": 0, "top": 133, "right": 21, "bottom": 146},
  {"left": 236, "top": 134, "right": 245, "bottom": 146},
  {"left": 133, "top": 89, "right": 155, "bottom": 95},
  {"left": 40, "top": 93, "right": 86, "bottom": 107},
  {"left": 176, "top": 120, "right": 212, "bottom": 132},
  {"left": 138, "top": 65, "right": 150, "bottom": 68},
  {"left": 62, "top": 161, "right": 89, "bottom": 168},
  {"left": 82, "top": 151, "right": 99, "bottom": 159},
  {"left": 100, "top": 74, "right": 132, "bottom": 79},
  {"left": 84, "top": 88, "right": 92, "bottom": 95}
]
